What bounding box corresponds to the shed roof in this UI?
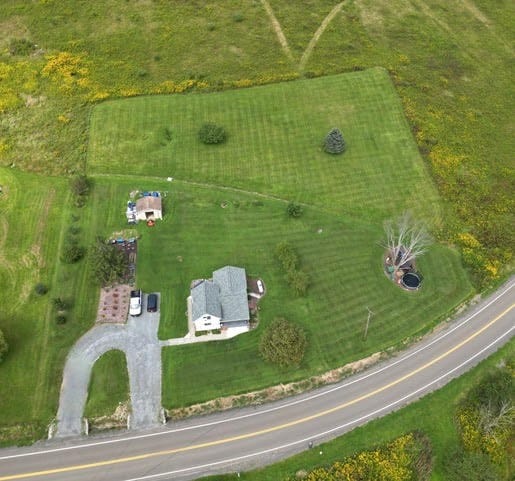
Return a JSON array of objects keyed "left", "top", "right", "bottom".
[{"left": 136, "top": 196, "right": 162, "bottom": 212}]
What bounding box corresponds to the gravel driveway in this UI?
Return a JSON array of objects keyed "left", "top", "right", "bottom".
[{"left": 54, "top": 294, "right": 162, "bottom": 438}]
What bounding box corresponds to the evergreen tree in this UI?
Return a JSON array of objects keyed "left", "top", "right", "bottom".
[
  {"left": 89, "top": 238, "right": 128, "bottom": 286},
  {"left": 324, "top": 128, "right": 346, "bottom": 154}
]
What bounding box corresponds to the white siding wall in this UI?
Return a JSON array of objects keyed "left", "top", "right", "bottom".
[{"left": 136, "top": 209, "right": 162, "bottom": 221}]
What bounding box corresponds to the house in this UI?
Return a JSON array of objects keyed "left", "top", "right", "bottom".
[
  {"left": 135, "top": 194, "right": 162, "bottom": 221},
  {"left": 190, "top": 266, "right": 250, "bottom": 331}
]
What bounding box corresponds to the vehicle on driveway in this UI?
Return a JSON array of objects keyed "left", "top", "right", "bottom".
[
  {"left": 129, "top": 289, "right": 142, "bottom": 316},
  {"left": 147, "top": 293, "right": 158, "bottom": 312}
]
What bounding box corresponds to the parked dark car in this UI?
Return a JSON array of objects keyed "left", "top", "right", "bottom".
[{"left": 147, "top": 293, "right": 158, "bottom": 312}]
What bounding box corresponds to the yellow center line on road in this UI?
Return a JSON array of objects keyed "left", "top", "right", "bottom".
[{"left": 1, "top": 303, "right": 513, "bottom": 481}]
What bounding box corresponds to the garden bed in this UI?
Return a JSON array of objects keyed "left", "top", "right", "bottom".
[{"left": 96, "top": 284, "right": 131, "bottom": 324}]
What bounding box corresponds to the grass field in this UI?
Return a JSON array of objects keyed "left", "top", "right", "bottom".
[
  {"left": 0, "top": 169, "right": 71, "bottom": 444},
  {"left": 0, "top": 170, "right": 137, "bottom": 444},
  {"left": 88, "top": 68, "right": 440, "bottom": 222},
  {"left": 0, "top": 0, "right": 512, "bottom": 453},
  {"left": 1, "top": 1, "right": 512, "bottom": 267},
  {"left": 200, "top": 341, "right": 514, "bottom": 481}
]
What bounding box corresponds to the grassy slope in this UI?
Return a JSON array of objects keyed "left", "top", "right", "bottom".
[
  {"left": 200, "top": 341, "right": 514, "bottom": 481},
  {"left": 88, "top": 68, "right": 440, "bottom": 222}
]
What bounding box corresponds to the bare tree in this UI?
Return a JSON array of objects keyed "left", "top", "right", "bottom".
[
  {"left": 478, "top": 400, "right": 514, "bottom": 441},
  {"left": 383, "top": 212, "right": 431, "bottom": 276}
]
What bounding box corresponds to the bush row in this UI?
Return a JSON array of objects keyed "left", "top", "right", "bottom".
[{"left": 275, "top": 241, "right": 310, "bottom": 297}]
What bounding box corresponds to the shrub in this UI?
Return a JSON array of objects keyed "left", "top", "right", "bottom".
[
  {"left": 259, "top": 318, "right": 307, "bottom": 367},
  {"left": 61, "top": 243, "right": 86, "bottom": 264},
  {"left": 9, "top": 38, "right": 36, "bottom": 56},
  {"left": 0, "top": 329, "right": 8, "bottom": 362},
  {"left": 55, "top": 314, "right": 67, "bottom": 325},
  {"left": 444, "top": 449, "right": 499, "bottom": 481},
  {"left": 70, "top": 174, "right": 91, "bottom": 198},
  {"left": 275, "top": 241, "right": 299, "bottom": 272},
  {"left": 324, "top": 127, "right": 346, "bottom": 154},
  {"left": 34, "top": 283, "right": 48, "bottom": 296},
  {"left": 52, "top": 297, "right": 68, "bottom": 310},
  {"left": 455, "top": 367, "right": 514, "bottom": 465},
  {"left": 67, "top": 225, "right": 81, "bottom": 236},
  {"left": 287, "top": 269, "right": 310, "bottom": 297},
  {"left": 198, "top": 122, "right": 227, "bottom": 145},
  {"left": 287, "top": 202, "right": 303, "bottom": 218},
  {"left": 288, "top": 433, "right": 431, "bottom": 481}
]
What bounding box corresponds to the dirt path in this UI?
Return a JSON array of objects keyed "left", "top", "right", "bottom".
[
  {"left": 299, "top": 2, "right": 345, "bottom": 72},
  {"left": 260, "top": 1, "right": 347, "bottom": 72},
  {"left": 260, "top": 0, "right": 294, "bottom": 63}
]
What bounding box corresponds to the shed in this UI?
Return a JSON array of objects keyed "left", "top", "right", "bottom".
[{"left": 135, "top": 196, "right": 162, "bottom": 221}]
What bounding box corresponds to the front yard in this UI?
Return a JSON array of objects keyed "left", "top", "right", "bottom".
[{"left": 82, "top": 178, "right": 473, "bottom": 409}]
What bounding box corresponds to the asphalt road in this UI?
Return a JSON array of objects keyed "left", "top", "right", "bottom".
[{"left": 0, "top": 279, "right": 513, "bottom": 481}]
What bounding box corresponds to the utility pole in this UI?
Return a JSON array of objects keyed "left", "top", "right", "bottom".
[{"left": 363, "top": 307, "right": 374, "bottom": 341}]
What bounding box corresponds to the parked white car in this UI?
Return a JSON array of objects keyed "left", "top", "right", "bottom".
[{"left": 129, "top": 289, "right": 142, "bottom": 316}]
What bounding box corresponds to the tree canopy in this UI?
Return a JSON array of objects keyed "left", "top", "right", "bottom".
[
  {"left": 259, "top": 318, "right": 307, "bottom": 367},
  {"left": 89, "top": 238, "right": 128, "bottom": 286}
]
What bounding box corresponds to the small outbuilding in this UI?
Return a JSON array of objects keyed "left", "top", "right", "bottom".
[{"left": 135, "top": 195, "right": 162, "bottom": 221}]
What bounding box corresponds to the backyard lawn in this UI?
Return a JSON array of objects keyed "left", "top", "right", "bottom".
[{"left": 88, "top": 68, "right": 440, "bottom": 222}]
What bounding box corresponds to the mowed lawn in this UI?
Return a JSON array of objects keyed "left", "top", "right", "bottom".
[
  {"left": 0, "top": 169, "right": 71, "bottom": 444},
  {"left": 85, "top": 68, "right": 472, "bottom": 408},
  {"left": 88, "top": 68, "right": 440, "bottom": 222},
  {"left": 80, "top": 179, "right": 472, "bottom": 409}
]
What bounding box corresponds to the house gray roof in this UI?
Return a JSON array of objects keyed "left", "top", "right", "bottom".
[
  {"left": 191, "top": 281, "right": 222, "bottom": 321},
  {"left": 213, "top": 266, "right": 249, "bottom": 322},
  {"left": 191, "top": 266, "right": 249, "bottom": 323}
]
